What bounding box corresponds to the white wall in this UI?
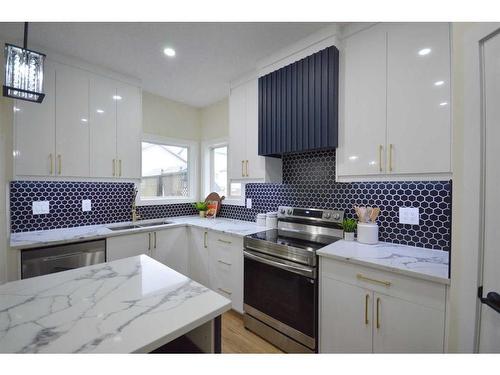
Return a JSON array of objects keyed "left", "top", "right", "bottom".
[
  {"left": 200, "top": 98, "right": 229, "bottom": 141},
  {"left": 142, "top": 91, "right": 201, "bottom": 141}
]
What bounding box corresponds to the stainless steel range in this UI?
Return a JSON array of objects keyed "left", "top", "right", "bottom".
[{"left": 243, "top": 206, "right": 344, "bottom": 353}]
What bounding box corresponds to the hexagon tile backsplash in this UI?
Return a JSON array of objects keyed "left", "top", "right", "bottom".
[{"left": 9, "top": 149, "right": 451, "bottom": 251}]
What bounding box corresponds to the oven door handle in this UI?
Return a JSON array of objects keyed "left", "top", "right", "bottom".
[{"left": 244, "top": 250, "right": 315, "bottom": 279}]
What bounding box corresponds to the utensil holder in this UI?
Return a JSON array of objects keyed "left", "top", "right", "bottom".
[{"left": 357, "top": 223, "right": 379, "bottom": 244}]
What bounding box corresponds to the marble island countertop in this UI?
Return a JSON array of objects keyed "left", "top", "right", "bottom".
[
  {"left": 0, "top": 255, "right": 231, "bottom": 353},
  {"left": 317, "top": 240, "right": 450, "bottom": 284},
  {"left": 10, "top": 216, "right": 267, "bottom": 250}
]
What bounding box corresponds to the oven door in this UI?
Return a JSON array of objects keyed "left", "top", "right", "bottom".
[{"left": 243, "top": 249, "right": 317, "bottom": 349}]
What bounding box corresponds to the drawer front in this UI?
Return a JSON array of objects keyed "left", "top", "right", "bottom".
[{"left": 320, "top": 257, "right": 446, "bottom": 311}]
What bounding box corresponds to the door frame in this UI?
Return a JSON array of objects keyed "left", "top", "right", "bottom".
[{"left": 451, "top": 22, "right": 500, "bottom": 353}]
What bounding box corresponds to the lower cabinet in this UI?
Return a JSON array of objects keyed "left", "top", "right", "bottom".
[
  {"left": 106, "top": 232, "right": 151, "bottom": 261},
  {"left": 320, "top": 257, "right": 447, "bottom": 353}
]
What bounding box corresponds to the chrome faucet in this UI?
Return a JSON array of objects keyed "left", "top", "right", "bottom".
[{"left": 131, "top": 188, "right": 141, "bottom": 222}]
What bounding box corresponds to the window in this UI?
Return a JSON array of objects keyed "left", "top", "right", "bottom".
[
  {"left": 140, "top": 135, "right": 198, "bottom": 204},
  {"left": 210, "top": 145, "right": 228, "bottom": 197}
]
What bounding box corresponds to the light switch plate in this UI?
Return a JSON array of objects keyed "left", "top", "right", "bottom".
[
  {"left": 32, "top": 201, "right": 50, "bottom": 215},
  {"left": 82, "top": 199, "right": 92, "bottom": 212},
  {"left": 399, "top": 207, "right": 419, "bottom": 225},
  {"left": 246, "top": 198, "right": 252, "bottom": 209}
]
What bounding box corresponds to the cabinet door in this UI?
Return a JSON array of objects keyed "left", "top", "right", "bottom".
[
  {"left": 320, "top": 277, "right": 373, "bottom": 353},
  {"left": 90, "top": 76, "right": 117, "bottom": 178},
  {"left": 153, "top": 227, "right": 189, "bottom": 276},
  {"left": 116, "top": 82, "right": 142, "bottom": 179},
  {"left": 245, "top": 79, "right": 266, "bottom": 180},
  {"left": 228, "top": 83, "right": 247, "bottom": 180},
  {"left": 386, "top": 23, "right": 451, "bottom": 174},
  {"left": 187, "top": 227, "right": 210, "bottom": 287},
  {"left": 372, "top": 292, "right": 445, "bottom": 353},
  {"left": 14, "top": 61, "right": 56, "bottom": 176},
  {"left": 337, "top": 25, "right": 387, "bottom": 177},
  {"left": 106, "top": 232, "right": 151, "bottom": 262},
  {"left": 55, "top": 63, "right": 90, "bottom": 177}
]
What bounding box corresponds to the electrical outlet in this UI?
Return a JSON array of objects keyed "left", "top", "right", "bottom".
[
  {"left": 399, "top": 207, "right": 419, "bottom": 225},
  {"left": 246, "top": 198, "right": 252, "bottom": 209},
  {"left": 32, "top": 201, "right": 50, "bottom": 215},
  {"left": 82, "top": 199, "right": 92, "bottom": 212}
]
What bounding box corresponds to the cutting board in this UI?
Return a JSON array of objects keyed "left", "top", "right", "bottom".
[{"left": 204, "top": 192, "right": 225, "bottom": 215}]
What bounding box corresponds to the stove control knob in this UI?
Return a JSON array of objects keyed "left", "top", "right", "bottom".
[
  {"left": 324, "top": 213, "right": 331, "bottom": 219},
  {"left": 280, "top": 208, "right": 286, "bottom": 214},
  {"left": 333, "top": 213, "right": 341, "bottom": 220},
  {"left": 287, "top": 209, "right": 293, "bottom": 215}
]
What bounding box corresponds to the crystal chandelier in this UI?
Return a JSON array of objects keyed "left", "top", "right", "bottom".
[{"left": 3, "top": 22, "right": 46, "bottom": 103}]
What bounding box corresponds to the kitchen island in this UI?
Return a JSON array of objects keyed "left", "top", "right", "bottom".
[{"left": 0, "top": 255, "right": 231, "bottom": 353}]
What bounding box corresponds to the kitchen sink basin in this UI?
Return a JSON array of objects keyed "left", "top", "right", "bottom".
[
  {"left": 137, "top": 221, "right": 173, "bottom": 228},
  {"left": 108, "top": 225, "right": 141, "bottom": 231},
  {"left": 107, "top": 221, "right": 173, "bottom": 231}
]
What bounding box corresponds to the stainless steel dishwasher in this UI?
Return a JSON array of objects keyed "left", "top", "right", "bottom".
[{"left": 21, "top": 240, "right": 106, "bottom": 279}]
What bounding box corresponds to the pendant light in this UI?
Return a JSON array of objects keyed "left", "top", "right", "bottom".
[{"left": 3, "top": 22, "right": 46, "bottom": 103}]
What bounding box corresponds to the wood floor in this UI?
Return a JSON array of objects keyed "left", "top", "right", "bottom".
[{"left": 221, "top": 310, "right": 284, "bottom": 353}]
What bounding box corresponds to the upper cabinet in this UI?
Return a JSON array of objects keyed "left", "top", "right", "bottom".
[
  {"left": 337, "top": 23, "right": 451, "bottom": 181},
  {"left": 14, "top": 59, "right": 142, "bottom": 179},
  {"left": 229, "top": 78, "right": 282, "bottom": 182},
  {"left": 258, "top": 46, "right": 339, "bottom": 157}
]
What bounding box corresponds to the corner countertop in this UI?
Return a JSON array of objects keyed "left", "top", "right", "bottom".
[
  {"left": 317, "top": 240, "right": 450, "bottom": 285},
  {"left": 0, "top": 255, "right": 231, "bottom": 353},
  {"left": 10, "top": 216, "right": 267, "bottom": 250}
]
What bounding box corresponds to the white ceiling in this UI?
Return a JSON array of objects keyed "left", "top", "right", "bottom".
[{"left": 0, "top": 22, "right": 332, "bottom": 107}]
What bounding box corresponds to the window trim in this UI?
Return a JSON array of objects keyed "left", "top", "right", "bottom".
[
  {"left": 202, "top": 138, "right": 245, "bottom": 206},
  {"left": 138, "top": 133, "right": 199, "bottom": 206}
]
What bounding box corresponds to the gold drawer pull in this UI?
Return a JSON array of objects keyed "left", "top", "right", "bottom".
[
  {"left": 204, "top": 231, "right": 208, "bottom": 249},
  {"left": 378, "top": 145, "right": 383, "bottom": 172},
  {"left": 119, "top": 159, "right": 122, "bottom": 176},
  {"left": 218, "top": 287, "right": 232, "bottom": 295},
  {"left": 218, "top": 259, "right": 232, "bottom": 266},
  {"left": 217, "top": 238, "right": 232, "bottom": 244},
  {"left": 376, "top": 297, "right": 381, "bottom": 329},
  {"left": 365, "top": 294, "right": 370, "bottom": 325},
  {"left": 389, "top": 144, "right": 394, "bottom": 172},
  {"left": 112, "top": 159, "right": 116, "bottom": 176},
  {"left": 357, "top": 273, "right": 391, "bottom": 287}
]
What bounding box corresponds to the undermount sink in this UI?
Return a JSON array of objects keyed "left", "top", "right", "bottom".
[
  {"left": 107, "top": 221, "right": 173, "bottom": 231},
  {"left": 137, "top": 221, "right": 173, "bottom": 228},
  {"left": 108, "top": 224, "right": 141, "bottom": 231}
]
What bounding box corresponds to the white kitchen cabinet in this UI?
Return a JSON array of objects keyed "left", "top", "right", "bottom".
[
  {"left": 153, "top": 227, "right": 189, "bottom": 276},
  {"left": 55, "top": 63, "right": 90, "bottom": 177},
  {"left": 229, "top": 79, "right": 282, "bottom": 182},
  {"left": 116, "top": 82, "right": 142, "bottom": 179},
  {"left": 90, "top": 76, "right": 117, "bottom": 178},
  {"left": 386, "top": 23, "right": 451, "bottom": 175},
  {"left": 337, "top": 23, "right": 451, "bottom": 181},
  {"left": 188, "top": 227, "right": 211, "bottom": 287},
  {"left": 337, "top": 24, "right": 387, "bottom": 177},
  {"left": 106, "top": 232, "right": 151, "bottom": 261},
  {"left": 207, "top": 231, "right": 244, "bottom": 313},
  {"left": 320, "top": 277, "right": 373, "bottom": 353},
  {"left": 14, "top": 61, "right": 56, "bottom": 177},
  {"left": 320, "top": 257, "right": 446, "bottom": 353}
]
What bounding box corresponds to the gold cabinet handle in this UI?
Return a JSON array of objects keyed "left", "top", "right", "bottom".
[
  {"left": 154, "top": 231, "right": 157, "bottom": 249},
  {"left": 148, "top": 232, "right": 151, "bottom": 251},
  {"left": 218, "top": 259, "right": 232, "bottom": 266},
  {"left": 357, "top": 273, "right": 391, "bottom": 287},
  {"left": 241, "top": 160, "right": 245, "bottom": 177},
  {"left": 389, "top": 144, "right": 393, "bottom": 172},
  {"left": 112, "top": 159, "right": 116, "bottom": 176},
  {"left": 218, "top": 287, "right": 232, "bottom": 295},
  {"left": 376, "top": 297, "right": 381, "bottom": 329},
  {"left": 378, "top": 145, "right": 383, "bottom": 172},
  {"left": 49, "top": 154, "right": 53, "bottom": 175},
  {"left": 365, "top": 294, "right": 370, "bottom": 325},
  {"left": 245, "top": 160, "right": 249, "bottom": 177},
  {"left": 119, "top": 159, "right": 122, "bottom": 177},
  {"left": 204, "top": 231, "right": 208, "bottom": 249},
  {"left": 57, "top": 154, "right": 62, "bottom": 175},
  {"left": 217, "top": 238, "right": 232, "bottom": 245}
]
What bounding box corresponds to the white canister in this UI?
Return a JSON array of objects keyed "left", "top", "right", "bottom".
[
  {"left": 357, "top": 222, "right": 379, "bottom": 244},
  {"left": 256, "top": 213, "right": 267, "bottom": 227},
  {"left": 266, "top": 212, "right": 278, "bottom": 229}
]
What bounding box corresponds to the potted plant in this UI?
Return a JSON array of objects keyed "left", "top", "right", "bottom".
[
  {"left": 193, "top": 202, "right": 208, "bottom": 218},
  {"left": 342, "top": 218, "right": 357, "bottom": 241}
]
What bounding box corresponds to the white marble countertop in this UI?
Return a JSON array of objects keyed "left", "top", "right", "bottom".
[
  {"left": 0, "top": 255, "right": 231, "bottom": 353},
  {"left": 10, "top": 216, "right": 267, "bottom": 250},
  {"left": 317, "top": 240, "right": 450, "bottom": 285}
]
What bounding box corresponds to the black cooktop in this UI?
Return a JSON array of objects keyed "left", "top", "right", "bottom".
[{"left": 248, "top": 229, "right": 341, "bottom": 251}]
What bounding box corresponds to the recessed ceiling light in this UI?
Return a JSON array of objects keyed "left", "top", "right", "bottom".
[
  {"left": 434, "top": 80, "right": 445, "bottom": 86},
  {"left": 96, "top": 109, "right": 104, "bottom": 114},
  {"left": 418, "top": 48, "right": 432, "bottom": 56},
  {"left": 163, "top": 47, "right": 176, "bottom": 57},
  {"left": 439, "top": 102, "right": 448, "bottom": 106},
  {"left": 113, "top": 95, "right": 122, "bottom": 101},
  {"left": 81, "top": 118, "right": 88, "bottom": 123}
]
